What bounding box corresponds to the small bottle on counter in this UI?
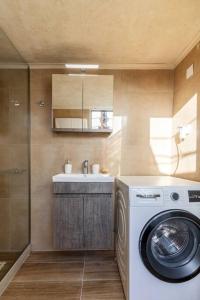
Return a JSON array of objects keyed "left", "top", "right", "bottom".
[
  {"left": 92, "top": 163, "right": 100, "bottom": 174},
  {"left": 65, "top": 159, "right": 72, "bottom": 174}
]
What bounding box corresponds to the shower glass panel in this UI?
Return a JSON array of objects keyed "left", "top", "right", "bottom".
[{"left": 0, "top": 29, "right": 30, "bottom": 280}]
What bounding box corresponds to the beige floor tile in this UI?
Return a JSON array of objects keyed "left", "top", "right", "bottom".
[
  {"left": 82, "top": 280, "right": 125, "bottom": 300},
  {"left": 13, "top": 262, "right": 84, "bottom": 282},
  {"left": 26, "top": 251, "right": 84, "bottom": 263},
  {"left": 85, "top": 250, "right": 115, "bottom": 262},
  {"left": 84, "top": 260, "right": 120, "bottom": 281},
  {"left": 1, "top": 281, "right": 81, "bottom": 300}
]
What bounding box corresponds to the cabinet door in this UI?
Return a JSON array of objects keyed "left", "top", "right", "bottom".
[
  {"left": 83, "top": 75, "right": 113, "bottom": 132},
  {"left": 84, "top": 194, "right": 114, "bottom": 249},
  {"left": 54, "top": 195, "right": 84, "bottom": 249},
  {"left": 52, "top": 74, "right": 83, "bottom": 131}
]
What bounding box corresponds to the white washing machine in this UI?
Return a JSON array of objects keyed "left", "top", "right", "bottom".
[{"left": 116, "top": 176, "right": 200, "bottom": 300}]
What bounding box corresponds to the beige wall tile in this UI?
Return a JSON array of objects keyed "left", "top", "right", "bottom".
[
  {"left": 174, "top": 46, "right": 200, "bottom": 93},
  {"left": 31, "top": 196, "right": 53, "bottom": 251},
  {"left": 11, "top": 197, "right": 29, "bottom": 251},
  {"left": 173, "top": 43, "right": 200, "bottom": 181}
]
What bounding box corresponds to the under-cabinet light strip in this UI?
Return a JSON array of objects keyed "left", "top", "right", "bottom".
[{"left": 65, "top": 64, "right": 99, "bottom": 69}]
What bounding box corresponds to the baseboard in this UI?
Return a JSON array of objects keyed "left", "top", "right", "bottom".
[{"left": 0, "top": 244, "right": 31, "bottom": 296}]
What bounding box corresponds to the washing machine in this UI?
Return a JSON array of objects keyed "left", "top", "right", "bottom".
[{"left": 116, "top": 176, "right": 200, "bottom": 300}]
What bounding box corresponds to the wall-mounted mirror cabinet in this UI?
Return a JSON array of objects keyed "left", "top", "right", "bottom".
[{"left": 52, "top": 74, "right": 114, "bottom": 133}]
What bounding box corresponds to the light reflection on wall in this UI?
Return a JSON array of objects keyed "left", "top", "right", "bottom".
[
  {"left": 172, "top": 93, "right": 197, "bottom": 176},
  {"left": 150, "top": 118, "right": 172, "bottom": 175},
  {"left": 150, "top": 94, "right": 197, "bottom": 176},
  {"left": 106, "top": 116, "right": 126, "bottom": 176}
]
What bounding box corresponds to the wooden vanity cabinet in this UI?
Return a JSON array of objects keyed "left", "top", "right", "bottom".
[
  {"left": 83, "top": 194, "right": 113, "bottom": 249},
  {"left": 53, "top": 182, "right": 114, "bottom": 250},
  {"left": 54, "top": 195, "right": 84, "bottom": 249}
]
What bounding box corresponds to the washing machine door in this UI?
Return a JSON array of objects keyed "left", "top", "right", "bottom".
[{"left": 139, "top": 210, "right": 200, "bottom": 283}]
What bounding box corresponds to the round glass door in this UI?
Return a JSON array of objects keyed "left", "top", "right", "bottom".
[{"left": 140, "top": 210, "right": 200, "bottom": 282}]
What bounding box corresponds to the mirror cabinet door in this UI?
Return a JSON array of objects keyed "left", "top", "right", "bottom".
[
  {"left": 83, "top": 75, "right": 113, "bottom": 132},
  {"left": 52, "top": 74, "right": 83, "bottom": 131},
  {"left": 52, "top": 74, "right": 113, "bottom": 132}
]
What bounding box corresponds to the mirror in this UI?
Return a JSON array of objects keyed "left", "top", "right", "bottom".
[
  {"left": 83, "top": 75, "right": 113, "bottom": 132},
  {"left": 52, "top": 74, "right": 113, "bottom": 132},
  {"left": 52, "top": 74, "right": 83, "bottom": 131}
]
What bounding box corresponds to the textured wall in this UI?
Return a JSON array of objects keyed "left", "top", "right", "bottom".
[
  {"left": 173, "top": 45, "right": 200, "bottom": 181},
  {"left": 30, "top": 69, "right": 173, "bottom": 250}
]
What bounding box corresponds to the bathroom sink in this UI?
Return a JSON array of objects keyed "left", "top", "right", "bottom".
[{"left": 53, "top": 173, "right": 114, "bottom": 183}]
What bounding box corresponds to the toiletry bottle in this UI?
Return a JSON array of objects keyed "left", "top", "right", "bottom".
[
  {"left": 65, "top": 159, "right": 72, "bottom": 174},
  {"left": 92, "top": 163, "right": 100, "bottom": 174}
]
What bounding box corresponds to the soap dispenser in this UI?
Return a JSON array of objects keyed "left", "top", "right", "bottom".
[{"left": 65, "top": 159, "right": 72, "bottom": 174}]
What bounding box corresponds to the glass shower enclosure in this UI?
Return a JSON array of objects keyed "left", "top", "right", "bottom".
[{"left": 0, "top": 29, "right": 30, "bottom": 280}]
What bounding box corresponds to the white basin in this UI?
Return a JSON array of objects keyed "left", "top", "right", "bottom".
[{"left": 53, "top": 173, "right": 114, "bottom": 183}]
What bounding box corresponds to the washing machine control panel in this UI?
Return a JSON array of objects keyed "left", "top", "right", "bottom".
[{"left": 188, "top": 190, "right": 200, "bottom": 203}]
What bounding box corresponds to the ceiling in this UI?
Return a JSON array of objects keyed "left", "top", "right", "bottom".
[
  {"left": 0, "top": 0, "right": 200, "bottom": 68},
  {"left": 0, "top": 29, "right": 25, "bottom": 63}
]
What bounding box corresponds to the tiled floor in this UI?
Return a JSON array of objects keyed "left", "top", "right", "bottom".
[{"left": 0, "top": 251, "right": 125, "bottom": 300}]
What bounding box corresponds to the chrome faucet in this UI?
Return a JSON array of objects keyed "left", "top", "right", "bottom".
[{"left": 82, "top": 160, "right": 89, "bottom": 174}]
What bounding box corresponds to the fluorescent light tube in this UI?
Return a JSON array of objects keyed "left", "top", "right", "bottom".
[{"left": 65, "top": 64, "right": 99, "bottom": 69}]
